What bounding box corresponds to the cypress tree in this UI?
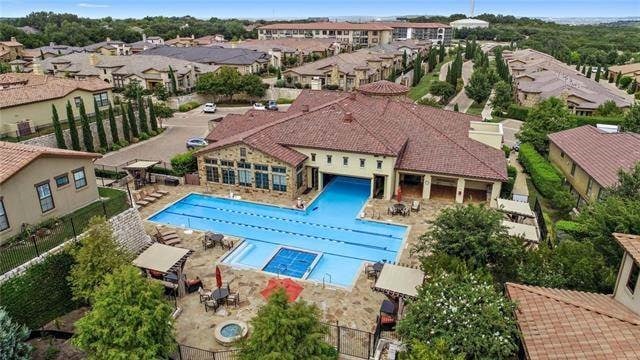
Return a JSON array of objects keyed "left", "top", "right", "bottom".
[
  {"left": 137, "top": 95, "right": 149, "bottom": 134},
  {"left": 575, "top": 63, "right": 580, "bottom": 71},
  {"left": 428, "top": 49, "right": 437, "bottom": 72},
  {"left": 603, "top": 66, "right": 609, "bottom": 79},
  {"left": 78, "top": 99, "right": 94, "bottom": 152},
  {"left": 108, "top": 103, "right": 119, "bottom": 144},
  {"left": 586, "top": 66, "right": 592, "bottom": 79},
  {"left": 402, "top": 50, "right": 408, "bottom": 71},
  {"left": 51, "top": 104, "right": 67, "bottom": 149},
  {"left": 446, "top": 64, "right": 453, "bottom": 86},
  {"left": 439, "top": 43, "right": 445, "bottom": 63},
  {"left": 93, "top": 98, "right": 108, "bottom": 150},
  {"left": 581, "top": 65, "right": 586, "bottom": 74},
  {"left": 608, "top": 72, "right": 615, "bottom": 83},
  {"left": 126, "top": 101, "right": 139, "bottom": 138},
  {"left": 66, "top": 100, "right": 81, "bottom": 150},
  {"left": 412, "top": 52, "right": 423, "bottom": 86},
  {"left": 594, "top": 66, "right": 601, "bottom": 82},
  {"left": 147, "top": 97, "right": 158, "bottom": 132},
  {"left": 120, "top": 103, "right": 131, "bottom": 142},
  {"left": 168, "top": 65, "right": 177, "bottom": 94},
  {"left": 615, "top": 72, "right": 621, "bottom": 86}
]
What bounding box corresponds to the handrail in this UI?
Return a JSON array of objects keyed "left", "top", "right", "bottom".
[{"left": 322, "top": 273, "right": 332, "bottom": 288}]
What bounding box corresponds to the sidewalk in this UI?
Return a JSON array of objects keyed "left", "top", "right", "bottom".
[
  {"left": 444, "top": 61, "right": 474, "bottom": 112},
  {"left": 481, "top": 90, "right": 495, "bottom": 120}
]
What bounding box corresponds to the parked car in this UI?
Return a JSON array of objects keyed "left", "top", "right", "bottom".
[
  {"left": 253, "top": 102, "right": 266, "bottom": 111},
  {"left": 202, "top": 103, "right": 217, "bottom": 113},
  {"left": 266, "top": 100, "right": 278, "bottom": 111},
  {"left": 186, "top": 137, "right": 208, "bottom": 150},
  {"left": 512, "top": 141, "right": 521, "bottom": 151}
]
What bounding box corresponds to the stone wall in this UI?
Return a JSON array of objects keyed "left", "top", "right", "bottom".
[{"left": 0, "top": 207, "right": 151, "bottom": 284}]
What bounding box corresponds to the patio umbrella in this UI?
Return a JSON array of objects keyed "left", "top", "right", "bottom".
[
  {"left": 396, "top": 186, "right": 402, "bottom": 202},
  {"left": 260, "top": 278, "right": 303, "bottom": 302},
  {"left": 215, "top": 266, "right": 222, "bottom": 289}
]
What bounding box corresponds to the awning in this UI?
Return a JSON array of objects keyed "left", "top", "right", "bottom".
[
  {"left": 123, "top": 160, "right": 160, "bottom": 170},
  {"left": 493, "top": 198, "right": 535, "bottom": 218},
  {"left": 373, "top": 264, "right": 424, "bottom": 299},
  {"left": 502, "top": 220, "right": 540, "bottom": 243},
  {"left": 132, "top": 243, "right": 193, "bottom": 273}
]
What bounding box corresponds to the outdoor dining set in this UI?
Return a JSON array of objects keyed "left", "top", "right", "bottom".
[
  {"left": 199, "top": 266, "right": 240, "bottom": 313},
  {"left": 387, "top": 200, "right": 421, "bottom": 216},
  {"left": 203, "top": 231, "right": 234, "bottom": 250}
]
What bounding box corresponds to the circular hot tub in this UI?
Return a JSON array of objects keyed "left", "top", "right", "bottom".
[{"left": 214, "top": 320, "right": 248, "bottom": 346}]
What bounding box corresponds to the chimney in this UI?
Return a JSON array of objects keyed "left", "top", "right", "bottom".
[
  {"left": 50, "top": 42, "right": 55, "bottom": 47},
  {"left": 191, "top": 34, "right": 195, "bottom": 39},
  {"left": 106, "top": 37, "right": 111, "bottom": 42},
  {"left": 343, "top": 112, "right": 353, "bottom": 123},
  {"left": 32, "top": 63, "right": 43, "bottom": 75},
  {"left": 301, "top": 104, "right": 309, "bottom": 113},
  {"left": 89, "top": 53, "right": 99, "bottom": 66},
  {"left": 142, "top": 33, "right": 147, "bottom": 42},
  {"left": 348, "top": 91, "right": 356, "bottom": 100},
  {"left": 10, "top": 36, "right": 16, "bottom": 43}
]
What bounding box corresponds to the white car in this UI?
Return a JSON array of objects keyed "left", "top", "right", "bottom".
[
  {"left": 253, "top": 102, "right": 266, "bottom": 111},
  {"left": 202, "top": 103, "right": 217, "bottom": 113}
]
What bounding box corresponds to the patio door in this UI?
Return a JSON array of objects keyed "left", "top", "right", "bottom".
[{"left": 311, "top": 167, "right": 319, "bottom": 190}]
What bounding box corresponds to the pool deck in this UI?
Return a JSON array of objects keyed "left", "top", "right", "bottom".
[{"left": 137, "top": 183, "right": 455, "bottom": 351}]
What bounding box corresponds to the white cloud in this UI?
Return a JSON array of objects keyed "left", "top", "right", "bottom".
[{"left": 77, "top": 2, "right": 110, "bottom": 8}]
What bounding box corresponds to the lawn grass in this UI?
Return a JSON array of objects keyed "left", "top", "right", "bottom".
[
  {"left": 408, "top": 57, "right": 450, "bottom": 101},
  {"left": 466, "top": 100, "right": 487, "bottom": 116}
]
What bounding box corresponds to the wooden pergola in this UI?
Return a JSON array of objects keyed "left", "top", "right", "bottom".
[{"left": 132, "top": 243, "right": 194, "bottom": 296}]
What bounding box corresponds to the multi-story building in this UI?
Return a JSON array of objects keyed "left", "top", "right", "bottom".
[
  {"left": 0, "top": 37, "right": 24, "bottom": 61},
  {"left": 374, "top": 22, "right": 452, "bottom": 45},
  {"left": 141, "top": 46, "right": 271, "bottom": 74},
  {"left": 83, "top": 38, "right": 131, "bottom": 56},
  {"left": 257, "top": 22, "right": 393, "bottom": 47},
  {"left": 548, "top": 125, "right": 640, "bottom": 209},
  {"left": 165, "top": 35, "right": 198, "bottom": 47}
]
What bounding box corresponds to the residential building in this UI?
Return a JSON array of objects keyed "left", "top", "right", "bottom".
[
  {"left": 450, "top": 18, "right": 490, "bottom": 29},
  {"left": 21, "top": 43, "right": 85, "bottom": 61},
  {"left": 0, "top": 73, "right": 113, "bottom": 137},
  {"left": 17, "top": 26, "right": 40, "bottom": 35},
  {"left": 128, "top": 34, "right": 165, "bottom": 54},
  {"left": 283, "top": 40, "right": 429, "bottom": 90},
  {"left": 608, "top": 63, "right": 640, "bottom": 83},
  {"left": 83, "top": 38, "right": 131, "bottom": 56},
  {"left": 0, "top": 37, "right": 24, "bottom": 61},
  {"left": 0, "top": 141, "right": 101, "bottom": 242},
  {"left": 506, "top": 232, "right": 640, "bottom": 360},
  {"left": 257, "top": 22, "right": 393, "bottom": 47},
  {"left": 141, "top": 46, "right": 271, "bottom": 74},
  {"left": 373, "top": 22, "right": 452, "bottom": 45},
  {"left": 195, "top": 81, "right": 506, "bottom": 205},
  {"left": 165, "top": 35, "right": 198, "bottom": 47},
  {"left": 195, "top": 34, "right": 226, "bottom": 45},
  {"left": 548, "top": 125, "right": 640, "bottom": 209},
  {"left": 504, "top": 49, "right": 633, "bottom": 115},
  {"left": 34, "top": 53, "right": 218, "bottom": 93}
]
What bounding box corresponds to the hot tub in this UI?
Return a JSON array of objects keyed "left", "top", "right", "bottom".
[{"left": 214, "top": 320, "right": 248, "bottom": 346}]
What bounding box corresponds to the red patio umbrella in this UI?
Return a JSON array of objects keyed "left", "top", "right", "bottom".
[
  {"left": 396, "top": 186, "right": 402, "bottom": 203},
  {"left": 260, "top": 278, "right": 303, "bottom": 302},
  {"left": 215, "top": 266, "right": 222, "bottom": 289}
]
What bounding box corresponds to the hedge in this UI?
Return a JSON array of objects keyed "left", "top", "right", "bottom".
[
  {"left": 94, "top": 168, "right": 127, "bottom": 179},
  {"left": 506, "top": 104, "right": 530, "bottom": 121},
  {"left": 178, "top": 101, "right": 200, "bottom": 112},
  {"left": 0, "top": 251, "right": 80, "bottom": 329},
  {"left": 555, "top": 220, "right": 587, "bottom": 239},
  {"left": 518, "top": 143, "right": 574, "bottom": 212},
  {"left": 170, "top": 151, "right": 197, "bottom": 176},
  {"left": 572, "top": 115, "right": 623, "bottom": 127},
  {"left": 500, "top": 165, "right": 518, "bottom": 199}
]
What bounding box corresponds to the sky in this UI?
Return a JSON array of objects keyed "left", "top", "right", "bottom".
[{"left": 0, "top": 0, "right": 638, "bottom": 19}]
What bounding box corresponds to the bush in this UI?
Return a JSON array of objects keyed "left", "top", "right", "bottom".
[
  {"left": 276, "top": 97, "right": 295, "bottom": 104},
  {"left": 555, "top": 220, "right": 587, "bottom": 239},
  {"left": 293, "top": 82, "right": 303, "bottom": 89},
  {"left": 618, "top": 76, "right": 633, "bottom": 89},
  {"left": 170, "top": 151, "right": 197, "bottom": 176},
  {"left": 119, "top": 140, "right": 129, "bottom": 147},
  {"left": 149, "top": 166, "right": 178, "bottom": 176},
  {"left": 502, "top": 144, "right": 511, "bottom": 158},
  {"left": 110, "top": 144, "right": 121, "bottom": 151},
  {"left": 416, "top": 97, "right": 443, "bottom": 108},
  {"left": 139, "top": 132, "right": 150, "bottom": 141},
  {"left": 95, "top": 168, "right": 127, "bottom": 179},
  {"left": 324, "top": 84, "right": 339, "bottom": 90},
  {"left": 178, "top": 101, "right": 200, "bottom": 112},
  {"left": 506, "top": 104, "right": 530, "bottom": 120},
  {"left": 274, "top": 79, "right": 286, "bottom": 88},
  {"left": 572, "top": 115, "right": 622, "bottom": 127},
  {"left": 518, "top": 143, "right": 573, "bottom": 212}
]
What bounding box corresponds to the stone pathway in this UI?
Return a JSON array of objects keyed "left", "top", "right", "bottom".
[
  {"left": 481, "top": 90, "right": 495, "bottom": 120},
  {"left": 444, "top": 61, "right": 474, "bottom": 112}
]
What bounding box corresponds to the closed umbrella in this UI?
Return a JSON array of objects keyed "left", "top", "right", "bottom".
[{"left": 215, "top": 266, "right": 222, "bottom": 289}]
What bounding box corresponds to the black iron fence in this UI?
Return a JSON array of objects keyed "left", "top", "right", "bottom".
[
  {"left": 533, "top": 199, "right": 549, "bottom": 245},
  {"left": 324, "top": 321, "right": 376, "bottom": 359},
  {"left": 173, "top": 345, "right": 238, "bottom": 360},
  {"left": 0, "top": 189, "right": 130, "bottom": 275}
]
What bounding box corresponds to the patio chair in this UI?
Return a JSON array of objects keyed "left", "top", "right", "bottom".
[
  {"left": 142, "top": 188, "right": 163, "bottom": 199},
  {"left": 133, "top": 193, "right": 150, "bottom": 207},
  {"left": 155, "top": 227, "right": 177, "bottom": 237},
  {"left": 387, "top": 206, "right": 397, "bottom": 215},
  {"left": 402, "top": 207, "right": 410, "bottom": 217},
  {"left": 155, "top": 232, "right": 181, "bottom": 246},
  {"left": 226, "top": 292, "right": 240, "bottom": 307},
  {"left": 198, "top": 287, "right": 212, "bottom": 303},
  {"left": 365, "top": 264, "right": 378, "bottom": 280},
  {"left": 204, "top": 299, "right": 219, "bottom": 313},
  {"left": 153, "top": 183, "right": 169, "bottom": 196},
  {"left": 411, "top": 200, "right": 421, "bottom": 212},
  {"left": 222, "top": 238, "right": 234, "bottom": 250}
]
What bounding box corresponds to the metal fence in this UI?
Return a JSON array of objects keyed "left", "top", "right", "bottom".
[
  {"left": 324, "top": 321, "right": 376, "bottom": 359},
  {"left": 533, "top": 199, "right": 548, "bottom": 245},
  {"left": 0, "top": 189, "right": 130, "bottom": 275},
  {"left": 173, "top": 345, "right": 238, "bottom": 360}
]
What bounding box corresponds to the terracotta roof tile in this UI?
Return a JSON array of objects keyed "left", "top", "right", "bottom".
[
  {"left": 548, "top": 126, "right": 640, "bottom": 188},
  {"left": 258, "top": 22, "right": 393, "bottom": 31},
  {"left": 373, "top": 21, "right": 451, "bottom": 29},
  {"left": 613, "top": 233, "right": 640, "bottom": 264},
  {"left": 506, "top": 282, "right": 640, "bottom": 360},
  {"left": 0, "top": 141, "right": 100, "bottom": 184},
  {"left": 358, "top": 80, "right": 409, "bottom": 96}
]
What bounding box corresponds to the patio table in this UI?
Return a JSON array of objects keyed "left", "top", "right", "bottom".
[
  {"left": 211, "top": 288, "right": 230, "bottom": 304},
  {"left": 373, "top": 262, "right": 385, "bottom": 272}
]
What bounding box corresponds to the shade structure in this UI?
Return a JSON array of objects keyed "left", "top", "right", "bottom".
[
  {"left": 122, "top": 160, "right": 160, "bottom": 170},
  {"left": 373, "top": 264, "right": 424, "bottom": 299},
  {"left": 502, "top": 220, "right": 540, "bottom": 243},
  {"left": 260, "top": 278, "right": 303, "bottom": 302},
  {"left": 132, "top": 243, "right": 192, "bottom": 273},
  {"left": 215, "top": 266, "right": 223, "bottom": 289},
  {"left": 493, "top": 198, "right": 535, "bottom": 218}
]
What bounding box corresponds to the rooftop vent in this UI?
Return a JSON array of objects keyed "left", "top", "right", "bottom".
[
  {"left": 343, "top": 112, "right": 353, "bottom": 123},
  {"left": 301, "top": 104, "right": 309, "bottom": 113}
]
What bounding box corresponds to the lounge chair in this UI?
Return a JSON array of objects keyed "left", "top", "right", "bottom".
[
  {"left": 411, "top": 200, "right": 421, "bottom": 212},
  {"left": 142, "top": 188, "right": 163, "bottom": 199},
  {"left": 204, "top": 299, "right": 219, "bottom": 312},
  {"left": 365, "top": 264, "right": 378, "bottom": 279},
  {"left": 226, "top": 292, "right": 240, "bottom": 307},
  {"left": 137, "top": 191, "right": 156, "bottom": 203},
  {"left": 133, "top": 193, "right": 150, "bottom": 207},
  {"left": 156, "top": 231, "right": 181, "bottom": 246},
  {"left": 155, "top": 227, "right": 176, "bottom": 237},
  {"left": 153, "top": 183, "right": 169, "bottom": 196}
]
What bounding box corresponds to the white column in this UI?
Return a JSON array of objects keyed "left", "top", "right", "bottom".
[
  {"left": 422, "top": 174, "right": 432, "bottom": 200},
  {"left": 490, "top": 182, "right": 502, "bottom": 207},
  {"left": 455, "top": 178, "right": 465, "bottom": 204}
]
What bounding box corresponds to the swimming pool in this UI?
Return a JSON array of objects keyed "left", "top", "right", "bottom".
[{"left": 148, "top": 176, "right": 408, "bottom": 287}]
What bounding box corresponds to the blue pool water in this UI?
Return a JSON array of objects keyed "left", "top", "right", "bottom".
[
  {"left": 262, "top": 248, "right": 318, "bottom": 278},
  {"left": 148, "top": 176, "right": 408, "bottom": 287}
]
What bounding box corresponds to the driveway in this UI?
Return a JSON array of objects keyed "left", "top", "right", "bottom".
[
  {"left": 444, "top": 61, "right": 474, "bottom": 112},
  {"left": 500, "top": 118, "right": 523, "bottom": 148},
  {"left": 95, "top": 105, "right": 288, "bottom": 168}
]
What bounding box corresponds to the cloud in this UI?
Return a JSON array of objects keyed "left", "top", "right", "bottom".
[{"left": 77, "top": 2, "right": 110, "bottom": 8}]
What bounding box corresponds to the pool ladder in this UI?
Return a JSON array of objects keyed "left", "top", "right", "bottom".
[
  {"left": 276, "top": 264, "right": 288, "bottom": 278},
  {"left": 322, "top": 273, "right": 332, "bottom": 288}
]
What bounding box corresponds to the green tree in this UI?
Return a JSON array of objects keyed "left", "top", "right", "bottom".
[
  {"left": 609, "top": 163, "right": 640, "bottom": 201},
  {"left": 152, "top": 84, "right": 169, "bottom": 101},
  {"left": 492, "top": 80, "right": 513, "bottom": 112},
  {"left": 621, "top": 102, "right": 640, "bottom": 133},
  {"left": 400, "top": 340, "right": 463, "bottom": 360},
  {"left": 464, "top": 69, "right": 492, "bottom": 103},
  {"left": 586, "top": 66, "right": 592, "bottom": 78},
  {"left": 107, "top": 103, "right": 119, "bottom": 144},
  {"left": 412, "top": 52, "right": 423, "bottom": 86},
  {"left": 147, "top": 97, "right": 158, "bottom": 132},
  {"left": 51, "top": 104, "right": 67, "bottom": 149},
  {"left": 68, "top": 216, "right": 132, "bottom": 303},
  {"left": 594, "top": 65, "right": 601, "bottom": 82},
  {"left": 0, "top": 62, "right": 10, "bottom": 74},
  {"left": 196, "top": 66, "right": 242, "bottom": 101},
  {"left": 402, "top": 49, "right": 408, "bottom": 70},
  {"left": 438, "top": 43, "right": 446, "bottom": 63},
  {"left": 517, "top": 97, "right": 575, "bottom": 154},
  {"left": 126, "top": 101, "right": 139, "bottom": 138},
  {"left": 72, "top": 266, "right": 175, "bottom": 360},
  {"left": 594, "top": 100, "right": 623, "bottom": 117},
  {"left": 0, "top": 307, "right": 32, "bottom": 360},
  {"left": 429, "top": 81, "right": 455, "bottom": 103},
  {"left": 153, "top": 102, "right": 175, "bottom": 119},
  {"left": 241, "top": 74, "right": 266, "bottom": 99},
  {"left": 428, "top": 49, "right": 437, "bottom": 72},
  {"left": 122, "top": 80, "right": 144, "bottom": 100},
  {"left": 66, "top": 100, "right": 81, "bottom": 151},
  {"left": 276, "top": 67, "right": 282, "bottom": 80},
  {"left": 453, "top": 103, "right": 459, "bottom": 112},
  {"left": 168, "top": 65, "right": 177, "bottom": 94},
  {"left": 628, "top": 79, "right": 638, "bottom": 94},
  {"left": 93, "top": 98, "right": 108, "bottom": 150},
  {"left": 397, "top": 267, "right": 518, "bottom": 360},
  {"left": 120, "top": 103, "right": 131, "bottom": 143},
  {"left": 170, "top": 151, "right": 197, "bottom": 176},
  {"left": 137, "top": 95, "right": 149, "bottom": 134},
  {"left": 78, "top": 99, "right": 94, "bottom": 152},
  {"left": 238, "top": 289, "right": 337, "bottom": 360}
]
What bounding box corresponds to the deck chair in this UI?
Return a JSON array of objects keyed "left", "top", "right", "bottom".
[
  {"left": 411, "top": 200, "right": 421, "bottom": 212},
  {"left": 142, "top": 188, "right": 163, "bottom": 199},
  {"left": 137, "top": 191, "right": 156, "bottom": 203},
  {"left": 153, "top": 183, "right": 169, "bottom": 196},
  {"left": 156, "top": 227, "right": 176, "bottom": 237},
  {"left": 133, "top": 193, "right": 150, "bottom": 207},
  {"left": 156, "top": 231, "right": 181, "bottom": 246}
]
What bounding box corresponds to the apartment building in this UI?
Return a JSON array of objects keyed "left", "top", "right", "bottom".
[
  {"left": 257, "top": 22, "right": 393, "bottom": 47},
  {"left": 142, "top": 46, "right": 271, "bottom": 74},
  {"left": 374, "top": 22, "right": 452, "bottom": 45},
  {"left": 83, "top": 38, "right": 131, "bottom": 56}
]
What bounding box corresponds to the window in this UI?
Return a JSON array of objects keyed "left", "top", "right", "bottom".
[
  {"left": 586, "top": 178, "right": 594, "bottom": 196},
  {"left": 570, "top": 162, "right": 577, "bottom": 176},
  {"left": 238, "top": 162, "right": 252, "bottom": 186},
  {"left": 205, "top": 165, "right": 219, "bottom": 182},
  {"left": 55, "top": 173, "right": 69, "bottom": 187},
  {"left": 326, "top": 155, "right": 332, "bottom": 164},
  {"left": 627, "top": 261, "right": 639, "bottom": 294},
  {"left": 343, "top": 157, "right": 349, "bottom": 166},
  {"left": 360, "top": 159, "right": 365, "bottom": 168},
  {"left": 72, "top": 168, "right": 87, "bottom": 189},
  {"left": 255, "top": 164, "right": 269, "bottom": 189},
  {"left": 273, "top": 173, "right": 287, "bottom": 192},
  {"left": 222, "top": 168, "right": 236, "bottom": 184},
  {"left": 311, "top": 153, "right": 316, "bottom": 162},
  {"left": 36, "top": 182, "right": 54, "bottom": 213},
  {"left": 377, "top": 160, "right": 383, "bottom": 169},
  {"left": 74, "top": 96, "right": 82, "bottom": 108},
  {"left": 93, "top": 92, "right": 109, "bottom": 107},
  {"left": 240, "top": 147, "right": 247, "bottom": 158},
  {"left": 221, "top": 160, "right": 234, "bottom": 167},
  {"left": 0, "top": 198, "right": 8, "bottom": 231},
  {"left": 560, "top": 151, "right": 565, "bottom": 158}
]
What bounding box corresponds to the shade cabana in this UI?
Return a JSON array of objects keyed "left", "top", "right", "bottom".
[
  {"left": 133, "top": 243, "right": 194, "bottom": 296},
  {"left": 502, "top": 220, "right": 540, "bottom": 244},
  {"left": 373, "top": 264, "right": 425, "bottom": 319},
  {"left": 122, "top": 160, "right": 160, "bottom": 189},
  {"left": 493, "top": 198, "right": 535, "bottom": 223}
]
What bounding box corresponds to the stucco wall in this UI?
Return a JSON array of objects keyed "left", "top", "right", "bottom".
[
  {"left": 0, "top": 157, "right": 99, "bottom": 242},
  {"left": 549, "top": 142, "right": 602, "bottom": 202},
  {"left": 613, "top": 252, "right": 640, "bottom": 315}
]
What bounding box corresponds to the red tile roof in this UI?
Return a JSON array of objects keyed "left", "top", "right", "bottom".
[
  {"left": 506, "top": 282, "right": 640, "bottom": 360},
  {"left": 358, "top": 80, "right": 409, "bottom": 96},
  {"left": 613, "top": 233, "right": 640, "bottom": 264},
  {"left": 198, "top": 85, "right": 507, "bottom": 181},
  {"left": 0, "top": 141, "right": 100, "bottom": 184},
  {"left": 548, "top": 125, "right": 640, "bottom": 188},
  {"left": 374, "top": 22, "right": 451, "bottom": 29},
  {"left": 258, "top": 22, "right": 393, "bottom": 31}
]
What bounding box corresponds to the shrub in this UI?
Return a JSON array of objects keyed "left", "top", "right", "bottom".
[
  {"left": 139, "top": 132, "right": 150, "bottom": 141},
  {"left": 110, "top": 144, "right": 121, "bottom": 151},
  {"left": 502, "top": 144, "right": 511, "bottom": 158},
  {"left": 555, "top": 220, "right": 588, "bottom": 239},
  {"left": 149, "top": 166, "right": 178, "bottom": 176},
  {"left": 119, "top": 140, "right": 129, "bottom": 147},
  {"left": 506, "top": 104, "right": 530, "bottom": 120},
  {"left": 324, "top": 84, "right": 339, "bottom": 90},
  {"left": 416, "top": 97, "right": 443, "bottom": 108},
  {"left": 293, "top": 82, "right": 303, "bottom": 89},
  {"left": 274, "top": 79, "right": 286, "bottom": 87},
  {"left": 618, "top": 76, "right": 633, "bottom": 89},
  {"left": 572, "top": 115, "right": 622, "bottom": 127},
  {"left": 94, "top": 168, "right": 127, "bottom": 179},
  {"left": 178, "top": 101, "right": 200, "bottom": 112},
  {"left": 276, "top": 97, "right": 295, "bottom": 104},
  {"left": 170, "top": 151, "right": 197, "bottom": 176},
  {"left": 0, "top": 307, "right": 32, "bottom": 359}
]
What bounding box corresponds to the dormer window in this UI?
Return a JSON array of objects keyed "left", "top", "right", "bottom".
[{"left": 627, "top": 261, "right": 639, "bottom": 294}]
